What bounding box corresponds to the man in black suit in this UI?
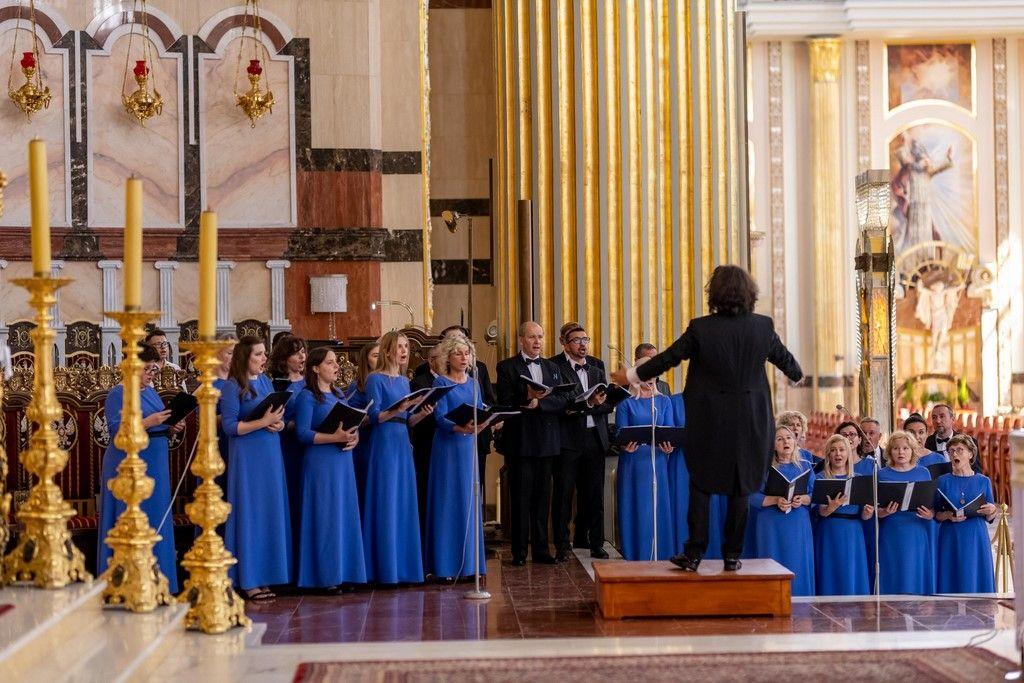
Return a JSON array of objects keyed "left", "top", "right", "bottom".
[
  {"left": 496, "top": 321, "right": 571, "bottom": 565},
  {"left": 413, "top": 325, "right": 497, "bottom": 476},
  {"left": 925, "top": 403, "right": 979, "bottom": 455},
  {"left": 550, "top": 322, "right": 613, "bottom": 561},
  {"left": 634, "top": 343, "right": 671, "bottom": 396},
  {"left": 611, "top": 265, "right": 803, "bottom": 571}
]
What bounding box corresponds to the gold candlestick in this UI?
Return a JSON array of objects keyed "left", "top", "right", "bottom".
[
  {"left": 100, "top": 309, "right": 173, "bottom": 611},
  {"left": 178, "top": 339, "right": 249, "bottom": 633},
  {"left": 2, "top": 275, "right": 91, "bottom": 587},
  {"left": 0, "top": 375, "right": 10, "bottom": 587}
]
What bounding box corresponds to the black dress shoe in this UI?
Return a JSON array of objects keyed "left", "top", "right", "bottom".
[
  {"left": 723, "top": 557, "right": 742, "bottom": 571},
  {"left": 532, "top": 553, "right": 557, "bottom": 565},
  {"left": 590, "top": 547, "right": 609, "bottom": 559},
  {"left": 669, "top": 552, "right": 700, "bottom": 572},
  {"left": 555, "top": 549, "right": 572, "bottom": 563},
  {"left": 510, "top": 557, "right": 526, "bottom": 567}
]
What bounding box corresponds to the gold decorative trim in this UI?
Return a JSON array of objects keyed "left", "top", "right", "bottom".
[
  {"left": 419, "top": 0, "right": 433, "bottom": 331},
  {"left": 855, "top": 40, "right": 871, "bottom": 173},
  {"left": 809, "top": 37, "right": 841, "bottom": 83},
  {"left": 992, "top": 37, "right": 1011, "bottom": 408}
]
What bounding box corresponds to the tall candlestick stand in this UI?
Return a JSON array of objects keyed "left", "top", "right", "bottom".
[
  {"left": 100, "top": 309, "right": 173, "bottom": 610},
  {"left": 2, "top": 275, "right": 91, "bottom": 587},
  {"left": 178, "top": 339, "right": 249, "bottom": 633},
  {"left": 0, "top": 373, "right": 10, "bottom": 587}
]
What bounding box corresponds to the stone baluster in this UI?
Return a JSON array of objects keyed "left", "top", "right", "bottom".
[
  {"left": 98, "top": 260, "right": 124, "bottom": 365},
  {"left": 154, "top": 261, "right": 180, "bottom": 364},
  {"left": 265, "top": 260, "right": 291, "bottom": 340},
  {"left": 216, "top": 261, "right": 235, "bottom": 337}
]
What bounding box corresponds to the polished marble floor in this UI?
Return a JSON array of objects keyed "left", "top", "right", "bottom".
[{"left": 245, "top": 546, "right": 1015, "bottom": 645}]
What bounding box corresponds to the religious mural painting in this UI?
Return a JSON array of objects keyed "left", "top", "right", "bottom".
[{"left": 886, "top": 43, "right": 982, "bottom": 405}]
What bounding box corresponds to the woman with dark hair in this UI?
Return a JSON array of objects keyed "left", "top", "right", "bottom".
[
  {"left": 294, "top": 347, "right": 365, "bottom": 591},
  {"left": 220, "top": 336, "right": 291, "bottom": 600},
  {"left": 612, "top": 264, "right": 803, "bottom": 571},
  {"left": 347, "top": 341, "right": 380, "bottom": 506},
  {"left": 269, "top": 333, "right": 308, "bottom": 564},
  {"left": 97, "top": 343, "right": 183, "bottom": 593}
]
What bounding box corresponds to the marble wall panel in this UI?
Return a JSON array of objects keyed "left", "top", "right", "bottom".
[
  {"left": 284, "top": 260, "right": 381, "bottom": 339},
  {"left": 171, "top": 261, "right": 199, "bottom": 323},
  {"left": 199, "top": 36, "right": 295, "bottom": 227},
  {"left": 429, "top": 215, "right": 492, "bottom": 260},
  {"left": 296, "top": 170, "right": 382, "bottom": 228},
  {"left": 0, "top": 31, "right": 70, "bottom": 228},
  {"left": 56, "top": 263, "right": 104, "bottom": 321},
  {"left": 0, "top": 261, "right": 37, "bottom": 322},
  {"left": 230, "top": 261, "right": 272, "bottom": 321},
  {"left": 380, "top": 260, "right": 425, "bottom": 330},
  {"left": 87, "top": 33, "right": 183, "bottom": 227},
  {"left": 382, "top": 174, "right": 424, "bottom": 228}
]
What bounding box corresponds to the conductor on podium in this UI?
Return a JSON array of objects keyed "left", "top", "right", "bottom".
[{"left": 612, "top": 265, "right": 803, "bottom": 572}]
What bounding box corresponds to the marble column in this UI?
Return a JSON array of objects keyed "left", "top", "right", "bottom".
[
  {"left": 51, "top": 260, "right": 66, "bottom": 366},
  {"left": 265, "top": 260, "right": 291, "bottom": 340},
  {"left": 808, "top": 37, "right": 845, "bottom": 411},
  {"left": 216, "top": 261, "right": 235, "bottom": 337},
  {"left": 98, "top": 260, "right": 123, "bottom": 365},
  {"left": 0, "top": 259, "right": 8, "bottom": 351},
  {"left": 154, "top": 261, "right": 181, "bottom": 365}
]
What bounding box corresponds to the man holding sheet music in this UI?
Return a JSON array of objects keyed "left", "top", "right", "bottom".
[
  {"left": 496, "top": 322, "right": 573, "bottom": 565},
  {"left": 611, "top": 265, "right": 803, "bottom": 572},
  {"left": 550, "top": 323, "right": 614, "bottom": 561}
]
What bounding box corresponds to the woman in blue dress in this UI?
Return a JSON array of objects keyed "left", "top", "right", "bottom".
[
  {"left": 424, "top": 335, "right": 489, "bottom": 581},
  {"left": 814, "top": 434, "right": 869, "bottom": 595},
  {"left": 935, "top": 435, "right": 996, "bottom": 593},
  {"left": 615, "top": 361, "right": 675, "bottom": 561},
  {"left": 220, "top": 336, "right": 291, "bottom": 600},
  {"left": 865, "top": 430, "right": 935, "bottom": 595},
  {"left": 269, "top": 334, "right": 308, "bottom": 561},
  {"left": 347, "top": 341, "right": 379, "bottom": 509},
  {"left": 362, "top": 331, "right": 432, "bottom": 584},
  {"left": 751, "top": 425, "right": 815, "bottom": 595},
  {"left": 97, "top": 343, "right": 183, "bottom": 593},
  {"left": 211, "top": 333, "right": 236, "bottom": 485},
  {"left": 836, "top": 420, "right": 879, "bottom": 585},
  {"left": 668, "top": 392, "right": 689, "bottom": 555},
  {"left": 294, "top": 346, "right": 365, "bottom": 591}
]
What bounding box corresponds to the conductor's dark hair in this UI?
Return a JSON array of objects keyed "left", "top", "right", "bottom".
[
  {"left": 705, "top": 265, "right": 758, "bottom": 315},
  {"left": 633, "top": 343, "right": 657, "bottom": 360}
]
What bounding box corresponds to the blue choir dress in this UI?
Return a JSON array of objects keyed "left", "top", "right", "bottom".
[
  {"left": 220, "top": 375, "right": 292, "bottom": 589},
  {"left": 936, "top": 472, "right": 995, "bottom": 593},
  {"left": 280, "top": 379, "right": 307, "bottom": 563},
  {"left": 615, "top": 394, "right": 675, "bottom": 561},
  {"left": 668, "top": 393, "right": 689, "bottom": 553},
  {"left": 814, "top": 474, "right": 869, "bottom": 596},
  {"left": 293, "top": 387, "right": 366, "bottom": 587},
  {"left": 346, "top": 381, "right": 374, "bottom": 510},
  {"left": 876, "top": 465, "right": 935, "bottom": 595},
  {"left": 97, "top": 384, "right": 179, "bottom": 594},
  {"left": 917, "top": 451, "right": 947, "bottom": 571},
  {"left": 361, "top": 373, "right": 424, "bottom": 584},
  {"left": 751, "top": 460, "right": 816, "bottom": 596},
  {"left": 854, "top": 455, "right": 879, "bottom": 588},
  {"left": 424, "top": 375, "right": 487, "bottom": 579}
]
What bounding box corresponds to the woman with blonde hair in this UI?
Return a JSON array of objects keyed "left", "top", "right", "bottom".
[
  {"left": 864, "top": 430, "right": 935, "bottom": 594},
  {"left": 424, "top": 335, "right": 489, "bottom": 581},
  {"left": 814, "top": 434, "right": 869, "bottom": 595},
  {"left": 361, "top": 331, "right": 433, "bottom": 584}
]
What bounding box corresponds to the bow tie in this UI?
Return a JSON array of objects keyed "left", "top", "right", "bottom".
[
  {"left": 524, "top": 358, "right": 541, "bottom": 366},
  {"left": 573, "top": 363, "right": 587, "bottom": 373}
]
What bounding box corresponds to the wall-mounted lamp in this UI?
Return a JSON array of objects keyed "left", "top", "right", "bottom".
[{"left": 310, "top": 274, "right": 348, "bottom": 341}]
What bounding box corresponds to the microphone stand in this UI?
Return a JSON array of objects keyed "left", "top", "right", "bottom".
[{"left": 465, "top": 358, "right": 490, "bottom": 601}]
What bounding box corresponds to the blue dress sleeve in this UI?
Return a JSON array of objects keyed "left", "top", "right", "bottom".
[
  {"left": 805, "top": 462, "right": 816, "bottom": 499},
  {"left": 433, "top": 379, "right": 458, "bottom": 434},
  {"left": 365, "top": 374, "right": 384, "bottom": 424},
  {"left": 615, "top": 400, "right": 631, "bottom": 430},
  {"left": 220, "top": 380, "right": 242, "bottom": 438},
  {"left": 105, "top": 385, "right": 124, "bottom": 440},
  {"left": 294, "top": 390, "right": 318, "bottom": 445}
]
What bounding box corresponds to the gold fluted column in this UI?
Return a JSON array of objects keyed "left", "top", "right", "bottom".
[
  {"left": 657, "top": 0, "right": 673, "bottom": 380},
  {"left": 536, "top": 0, "right": 555, "bottom": 354},
  {"left": 493, "top": 0, "right": 508, "bottom": 355},
  {"left": 419, "top": 0, "right": 433, "bottom": 330},
  {"left": 625, "top": 0, "right": 642, "bottom": 350},
  {"left": 809, "top": 37, "right": 845, "bottom": 410},
  {"left": 580, "top": 0, "right": 600, "bottom": 350},
  {"left": 675, "top": 0, "right": 694, "bottom": 331},
  {"left": 712, "top": 0, "right": 729, "bottom": 264},
  {"left": 503, "top": 0, "right": 519, "bottom": 336},
  {"left": 603, "top": 0, "right": 622, "bottom": 359},
  {"left": 642, "top": 0, "right": 657, "bottom": 344},
  {"left": 695, "top": 0, "right": 714, "bottom": 288},
  {"left": 556, "top": 0, "right": 577, "bottom": 324},
  {"left": 516, "top": 0, "right": 533, "bottom": 199}
]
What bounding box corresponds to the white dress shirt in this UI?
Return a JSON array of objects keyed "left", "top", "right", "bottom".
[
  {"left": 521, "top": 352, "right": 543, "bottom": 384},
  {"left": 565, "top": 352, "right": 595, "bottom": 428}
]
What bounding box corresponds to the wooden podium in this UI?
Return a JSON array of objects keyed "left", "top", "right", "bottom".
[{"left": 594, "top": 559, "right": 793, "bottom": 620}]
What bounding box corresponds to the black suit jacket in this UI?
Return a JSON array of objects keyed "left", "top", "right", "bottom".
[
  {"left": 925, "top": 430, "right": 983, "bottom": 473},
  {"left": 409, "top": 370, "right": 437, "bottom": 459},
  {"left": 548, "top": 353, "right": 612, "bottom": 453},
  {"left": 636, "top": 312, "right": 803, "bottom": 495},
  {"left": 495, "top": 354, "right": 570, "bottom": 458}
]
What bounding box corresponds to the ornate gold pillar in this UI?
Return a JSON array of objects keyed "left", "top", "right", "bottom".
[
  {"left": 581, "top": 0, "right": 600, "bottom": 350},
  {"left": 808, "top": 37, "right": 845, "bottom": 410},
  {"left": 556, "top": 0, "right": 577, "bottom": 325},
  {"left": 603, "top": 0, "right": 622, "bottom": 361},
  {"left": 536, "top": 0, "right": 555, "bottom": 354},
  {"left": 626, "top": 0, "right": 642, "bottom": 350}
]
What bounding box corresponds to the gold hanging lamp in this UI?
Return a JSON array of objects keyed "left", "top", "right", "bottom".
[
  {"left": 234, "top": 0, "right": 274, "bottom": 128},
  {"left": 121, "top": 0, "right": 163, "bottom": 125},
  {"left": 7, "top": 0, "right": 52, "bottom": 120}
]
